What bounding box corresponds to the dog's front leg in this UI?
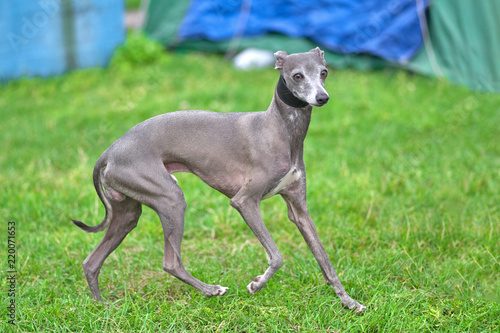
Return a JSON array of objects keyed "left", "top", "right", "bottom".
[
  {"left": 230, "top": 192, "right": 283, "bottom": 294},
  {"left": 281, "top": 185, "right": 366, "bottom": 313}
]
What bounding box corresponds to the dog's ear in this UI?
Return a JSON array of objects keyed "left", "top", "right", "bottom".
[
  {"left": 310, "top": 47, "right": 326, "bottom": 66},
  {"left": 274, "top": 51, "right": 288, "bottom": 69}
]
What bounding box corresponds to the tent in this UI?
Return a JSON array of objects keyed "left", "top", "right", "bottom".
[{"left": 144, "top": 0, "right": 500, "bottom": 93}]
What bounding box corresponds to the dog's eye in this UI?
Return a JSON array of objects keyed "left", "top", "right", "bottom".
[
  {"left": 293, "top": 73, "right": 303, "bottom": 80},
  {"left": 320, "top": 70, "right": 328, "bottom": 78}
]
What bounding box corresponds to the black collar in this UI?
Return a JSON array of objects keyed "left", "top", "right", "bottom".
[{"left": 276, "top": 75, "right": 309, "bottom": 108}]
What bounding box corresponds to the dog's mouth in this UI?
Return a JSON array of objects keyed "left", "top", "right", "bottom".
[{"left": 311, "top": 100, "right": 329, "bottom": 107}]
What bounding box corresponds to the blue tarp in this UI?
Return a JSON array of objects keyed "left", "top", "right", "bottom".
[
  {"left": 0, "top": 0, "right": 124, "bottom": 81},
  {"left": 179, "top": 0, "right": 429, "bottom": 63}
]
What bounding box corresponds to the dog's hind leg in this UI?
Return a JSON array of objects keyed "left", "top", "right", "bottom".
[
  {"left": 139, "top": 174, "right": 228, "bottom": 297},
  {"left": 81, "top": 195, "right": 142, "bottom": 303}
]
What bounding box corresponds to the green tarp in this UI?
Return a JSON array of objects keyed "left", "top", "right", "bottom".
[
  {"left": 408, "top": 0, "right": 500, "bottom": 92},
  {"left": 144, "top": 0, "right": 500, "bottom": 93}
]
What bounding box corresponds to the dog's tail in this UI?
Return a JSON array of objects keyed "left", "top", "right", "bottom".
[{"left": 71, "top": 156, "right": 112, "bottom": 233}]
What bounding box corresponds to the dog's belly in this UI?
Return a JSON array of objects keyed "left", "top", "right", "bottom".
[
  {"left": 164, "top": 162, "right": 191, "bottom": 174},
  {"left": 263, "top": 167, "right": 301, "bottom": 199},
  {"left": 164, "top": 161, "right": 245, "bottom": 197},
  {"left": 164, "top": 162, "right": 191, "bottom": 184}
]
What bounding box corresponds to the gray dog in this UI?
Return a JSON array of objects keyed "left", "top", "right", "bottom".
[{"left": 73, "top": 48, "right": 366, "bottom": 312}]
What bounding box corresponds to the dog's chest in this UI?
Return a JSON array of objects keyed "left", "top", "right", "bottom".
[{"left": 263, "top": 167, "right": 301, "bottom": 199}]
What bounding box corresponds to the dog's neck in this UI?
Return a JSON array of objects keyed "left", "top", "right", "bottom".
[{"left": 270, "top": 77, "right": 312, "bottom": 163}]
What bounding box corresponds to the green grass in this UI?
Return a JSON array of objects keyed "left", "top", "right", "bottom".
[
  {"left": 1, "top": 33, "right": 499, "bottom": 332},
  {"left": 126, "top": 0, "right": 143, "bottom": 10}
]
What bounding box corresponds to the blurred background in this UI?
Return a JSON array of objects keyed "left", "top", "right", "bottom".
[{"left": 1, "top": 0, "right": 499, "bottom": 92}]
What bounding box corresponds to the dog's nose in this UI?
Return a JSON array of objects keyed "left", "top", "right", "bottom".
[{"left": 316, "top": 93, "right": 329, "bottom": 105}]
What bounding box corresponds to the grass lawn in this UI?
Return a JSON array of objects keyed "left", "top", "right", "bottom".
[
  {"left": 1, "top": 33, "right": 499, "bottom": 332},
  {"left": 126, "top": 0, "right": 143, "bottom": 10}
]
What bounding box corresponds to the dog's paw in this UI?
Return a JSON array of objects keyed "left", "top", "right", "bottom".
[
  {"left": 246, "top": 275, "right": 264, "bottom": 294},
  {"left": 216, "top": 286, "right": 229, "bottom": 296},
  {"left": 204, "top": 285, "right": 229, "bottom": 297},
  {"left": 252, "top": 275, "right": 262, "bottom": 282},
  {"left": 342, "top": 299, "right": 366, "bottom": 313}
]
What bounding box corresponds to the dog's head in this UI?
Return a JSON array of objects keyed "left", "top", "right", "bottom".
[{"left": 274, "top": 48, "right": 329, "bottom": 107}]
